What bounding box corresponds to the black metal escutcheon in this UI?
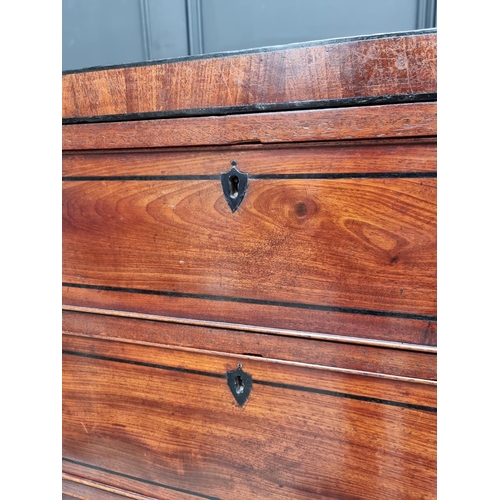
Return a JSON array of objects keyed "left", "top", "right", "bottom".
[
  {"left": 221, "top": 162, "right": 248, "bottom": 212},
  {"left": 226, "top": 364, "right": 252, "bottom": 406}
]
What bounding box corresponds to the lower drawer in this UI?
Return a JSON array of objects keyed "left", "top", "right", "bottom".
[{"left": 62, "top": 334, "right": 436, "bottom": 500}]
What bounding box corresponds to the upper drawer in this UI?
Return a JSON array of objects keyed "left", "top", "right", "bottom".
[{"left": 63, "top": 139, "right": 436, "bottom": 343}]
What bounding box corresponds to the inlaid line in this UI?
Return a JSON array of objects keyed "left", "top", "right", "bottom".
[
  {"left": 64, "top": 349, "right": 224, "bottom": 380},
  {"left": 63, "top": 350, "right": 436, "bottom": 412},
  {"left": 62, "top": 171, "right": 437, "bottom": 182},
  {"left": 62, "top": 282, "right": 437, "bottom": 322},
  {"left": 62, "top": 457, "right": 220, "bottom": 499},
  {"left": 62, "top": 93, "right": 436, "bottom": 125}
]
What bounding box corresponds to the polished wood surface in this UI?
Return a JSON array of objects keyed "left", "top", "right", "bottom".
[
  {"left": 63, "top": 139, "right": 436, "bottom": 177},
  {"left": 63, "top": 474, "right": 160, "bottom": 500},
  {"left": 64, "top": 334, "right": 436, "bottom": 415},
  {"left": 63, "top": 335, "right": 436, "bottom": 500},
  {"left": 62, "top": 31, "right": 437, "bottom": 499},
  {"left": 63, "top": 310, "right": 436, "bottom": 380},
  {"left": 63, "top": 289, "right": 436, "bottom": 346},
  {"left": 63, "top": 103, "right": 436, "bottom": 150},
  {"left": 62, "top": 31, "right": 436, "bottom": 120},
  {"left": 63, "top": 177, "right": 436, "bottom": 316},
  {"left": 63, "top": 469, "right": 197, "bottom": 500}
]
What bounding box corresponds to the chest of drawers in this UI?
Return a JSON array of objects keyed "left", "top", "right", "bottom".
[{"left": 62, "top": 29, "right": 437, "bottom": 499}]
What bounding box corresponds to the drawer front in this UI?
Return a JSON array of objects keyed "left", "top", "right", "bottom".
[
  {"left": 63, "top": 335, "right": 436, "bottom": 500},
  {"left": 62, "top": 103, "right": 436, "bottom": 151},
  {"left": 63, "top": 139, "right": 436, "bottom": 347},
  {"left": 63, "top": 177, "right": 435, "bottom": 314},
  {"left": 62, "top": 140, "right": 437, "bottom": 178}
]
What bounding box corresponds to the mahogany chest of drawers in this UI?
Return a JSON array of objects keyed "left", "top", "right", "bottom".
[{"left": 62, "top": 29, "right": 437, "bottom": 499}]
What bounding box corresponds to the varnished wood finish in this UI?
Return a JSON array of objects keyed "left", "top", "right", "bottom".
[
  {"left": 63, "top": 32, "right": 437, "bottom": 499},
  {"left": 63, "top": 310, "right": 436, "bottom": 380},
  {"left": 63, "top": 462, "right": 224, "bottom": 500},
  {"left": 62, "top": 305, "right": 437, "bottom": 352},
  {"left": 62, "top": 31, "right": 436, "bottom": 120},
  {"left": 63, "top": 335, "right": 436, "bottom": 499},
  {"left": 63, "top": 474, "right": 160, "bottom": 499},
  {"left": 63, "top": 102, "right": 436, "bottom": 150},
  {"left": 63, "top": 288, "right": 436, "bottom": 346},
  {"left": 63, "top": 139, "right": 437, "bottom": 177},
  {"left": 63, "top": 178, "right": 436, "bottom": 316},
  {"left": 63, "top": 335, "right": 436, "bottom": 405}
]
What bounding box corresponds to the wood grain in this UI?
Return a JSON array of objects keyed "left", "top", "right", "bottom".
[
  {"left": 62, "top": 32, "right": 436, "bottom": 120},
  {"left": 62, "top": 103, "right": 436, "bottom": 150},
  {"left": 63, "top": 139, "right": 437, "bottom": 177},
  {"left": 63, "top": 286, "right": 436, "bottom": 346},
  {"left": 62, "top": 30, "right": 437, "bottom": 500},
  {"left": 63, "top": 310, "right": 436, "bottom": 380},
  {"left": 63, "top": 466, "right": 203, "bottom": 500},
  {"left": 63, "top": 474, "right": 160, "bottom": 499},
  {"left": 63, "top": 178, "right": 436, "bottom": 316},
  {"left": 63, "top": 335, "right": 436, "bottom": 500},
  {"left": 63, "top": 335, "right": 436, "bottom": 411}
]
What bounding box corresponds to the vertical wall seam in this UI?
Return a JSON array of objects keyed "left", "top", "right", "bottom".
[
  {"left": 139, "top": 0, "right": 153, "bottom": 60},
  {"left": 186, "top": 0, "right": 204, "bottom": 55},
  {"left": 416, "top": 0, "right": 437, "bottom": 29}
]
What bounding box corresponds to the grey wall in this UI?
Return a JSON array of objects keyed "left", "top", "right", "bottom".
[
  {"left": 62, "top": 0, "right": 436, "bottom": 71},
  {"left": 62, "top": 0, "right": 189, "bottom": 70}
]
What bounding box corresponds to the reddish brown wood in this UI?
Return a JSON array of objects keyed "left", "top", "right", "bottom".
[
  {"left": 62, "top": 32, "right": 437, "bottom": 499},
  {"left": 62, "top": 32, "right": 436, "bottom": 120},
  {"left": 63, "top": 287, "right": 436, "bottom": 346},
  {"left": 63, "top": 178, "right": 436, "bottom": 316},
  {"left": 63, "top": 310, "right": 436, "bottom": 380},
  {"left": 63, "top": 475, "right": 159, "bottom": 499},
  {"left": 63, "top": 139, "right": 436, "bottom": 177},
  {"left": 63, "top": 103, "right": 436, "bottom": 150},
  {"left": 63, "top": 466, "right": 197, "bottom": 500},
  {"left": 63, "top": 335, "right": 436, "bottom": 500},
  {"left": 64, "top": 335, "right": 436, "bottom": 409}
]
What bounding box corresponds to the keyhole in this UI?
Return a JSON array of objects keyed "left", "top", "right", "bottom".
[
  {"left": 221, "top": 165, "right": 248, "bottom": 212},
  {"left": 229, "top": 175, "right": 239, "bottom": 199},
  {"left": 235, "top": 375, "right": 244, "bottom": 394}
]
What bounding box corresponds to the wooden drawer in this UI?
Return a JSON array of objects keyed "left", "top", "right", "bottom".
[
  {"left": 63, "top": 174, "right": 435, "bottom": 314},
  {"left": 63, "top": 30, "right": 437, "bottom": 499},
  {"left": 63, "top": 139, "right": 436, "bottom": 346},
  {"left": 63, "top": 334, "right": 436, "bottom": 500}
]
